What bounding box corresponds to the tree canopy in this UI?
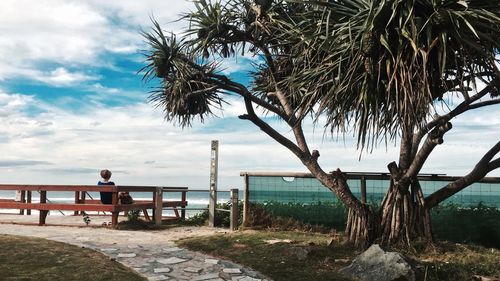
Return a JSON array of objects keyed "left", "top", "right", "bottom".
[{"left": 142, "top": 0, "right": 500, "bottom": 149}]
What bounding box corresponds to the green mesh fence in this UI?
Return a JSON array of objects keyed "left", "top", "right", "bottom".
[
  {"left": 244, "top": 173, "right": 500, "bottom": 246},
  {"left": 248, "top": 175, "right": 500, "bottom": 207}
]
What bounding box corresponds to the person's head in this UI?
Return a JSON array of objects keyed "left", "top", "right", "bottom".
[{"left": 100, "top": 169, "right": 112, "bottom": 181}]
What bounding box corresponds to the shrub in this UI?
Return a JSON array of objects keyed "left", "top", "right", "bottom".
[
  {"left": 127, "top": 209, "right": 141, "bottom": 222},
  {"left": 185, "top": 201, "right": 243, "bottom": 228},
  {"left": 246, "top": 201, "right": 500, "bottom": 248}
]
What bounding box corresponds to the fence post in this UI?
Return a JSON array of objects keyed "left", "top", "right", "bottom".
[
  {"left": 155, "top": 186, "right": 163, "bottom": 226},
  {"left": 74, "top": 191, "right": 80, "bottom": 216},
  {"left": 243, "top": 174, "right": 249, "bottom": 226},
  {"left": 181, "top": 190, "right": 187, "bottom": 220},
  {"left": 208, "top": 140, "right": 219, "bottom": 227},
  {"left": 360, "top": 176, "right": 367, "bottom": 204},
  {"left": 39, "top": 190, "right": 48, "bottom": 225},
  {"left": 19, "top": 190, "right": 26, "bottom": 215},
  {"left": 26, "top": 191, "right": 32, "bottom": 215},
  {"left": 230, "top": 188, "right": 239, "bottom": 231}
]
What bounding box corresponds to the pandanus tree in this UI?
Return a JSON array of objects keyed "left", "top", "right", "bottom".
[{"left": 141, "top": 0, "right": 500, "bottom": 247}]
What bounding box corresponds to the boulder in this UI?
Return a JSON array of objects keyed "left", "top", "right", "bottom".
[
  {"left": 340, "top": 244, "right": 415, "bottom": 281},
  {"left": 286, "top": 246, "right": 309, "bottom": 260}
]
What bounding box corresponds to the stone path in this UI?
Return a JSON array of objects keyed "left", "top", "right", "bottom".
[{"left": 0, "top": 223, "right": 270, "bottom": 281}]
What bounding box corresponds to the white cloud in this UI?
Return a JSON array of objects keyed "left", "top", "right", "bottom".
[
  {"left": 0, "top": 89, "right": 498, "bottom": 189},
  {"left": 0, "top": 92, "right": 34, "bottom": 117},
  {"left": 0, "top": 0, "right": 193, "bottom": 83},
  {"left": 35, "top": 68, "right": 100, "bottom": 87}
]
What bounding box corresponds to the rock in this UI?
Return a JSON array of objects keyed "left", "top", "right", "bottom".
[
  {"left": 156, "top": 257, "right": 189, "bottom": 264},
  {"left": 184, "top": 266, "right": 203, "bottom": 273},
  {"left": 117, "top": 253, "right": 136, "bottom": 258},
  {"left": 192, "top": 272, "right": 220, "bottom": 280},
  {"left": 154, "top": 267, "right": 172, "bottom": 273},
  {"left": 100, "top": 248, "right": 118, "bottom": 252},
  {"left": 286, "top": 247, "right": 309, "bottom": 260},
  {"left": 223, "top": 268, "right": 242, "bottom": 274},
  {"left": 263, "top": 239, "right": 292, "bottom": 244},
  {"left": 204, "top": 258, "right": 219, "bottom": 264},
  {"left": 149, "top": 275, "right": 169, "bottom": 281},
  {"left": 232, "top": 277, "right": 262, "bottom": 281},
  {"left": 340, "top": 244, "right": 415, "bottom": 281}
]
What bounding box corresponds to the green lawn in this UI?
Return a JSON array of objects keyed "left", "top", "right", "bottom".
[{"left": 0, "top": 235, "right": 146, "bottom": 281}]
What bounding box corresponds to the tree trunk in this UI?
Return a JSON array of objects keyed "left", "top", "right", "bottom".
[
  {"left": 345, "top": 203, "right": 375, "bottom": 248},
  {"left": 345, "top": 179, "right": 434, "bottom": 248},
  {"left": 378, "top": 179, "right": 433, "bottom": 246}
]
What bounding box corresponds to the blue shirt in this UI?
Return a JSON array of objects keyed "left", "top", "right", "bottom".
[{"left": 98, "top": 181, "right": 115, "bottom": 204}]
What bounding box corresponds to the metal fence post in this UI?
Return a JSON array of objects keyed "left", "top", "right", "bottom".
[
  {"left": 243, "top": 174, "right": 249, "bottom": 226},
  {"left": 230, "top": 188, "right": 239, "bottom": 231},
  {"left": 360, "top": 176, "right": 367, "bottom": 204}
]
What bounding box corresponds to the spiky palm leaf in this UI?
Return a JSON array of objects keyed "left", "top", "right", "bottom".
[
  {"left": 140, "top": 20, "right": 225, "bottom": 127},
  {"left": 278, "top": 0, "right": 500, "bottom": 149}
]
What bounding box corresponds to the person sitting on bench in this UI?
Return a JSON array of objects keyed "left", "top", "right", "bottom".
[
  {"left": 98, "top": 169, "right": 115, "bottom": 204},
  {"left": 98, "top": 169, "right": 133, "bottom": 204}
]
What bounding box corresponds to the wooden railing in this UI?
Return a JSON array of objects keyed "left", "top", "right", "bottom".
[{"left": 0, "top": 185, "right": 188, "bottom": 228}]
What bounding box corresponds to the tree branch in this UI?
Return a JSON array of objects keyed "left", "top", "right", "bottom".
[
  {"left": 406, "top": 122, "right": 452, "bottom": 178},
  {"left": 411, "top": 85, "right": 493, "bottom": 158},
  {"left": 239, "top": 97, "right": 306, "bottom": 159},
  {"left": 488, "top": 158, "right": 500, "bottom": 172},
  {"left": 292, "top": 122, "right": 311, "bottom": 155},
  {"left": 211, "top": 74, "right": 288, "bottom": 119},
  {"left": 468, "top": 98, "right": 500, "bottom": 110},
  {"left": 425, "top": 141, "right": 500, "bottom": 208}
]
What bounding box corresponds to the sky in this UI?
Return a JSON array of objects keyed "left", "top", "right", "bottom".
[{"left": 0, "top": 0, "right": 498, "bottom": 191}]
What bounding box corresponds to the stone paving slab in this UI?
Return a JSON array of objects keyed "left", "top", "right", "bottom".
[
  {"left": 154, "top": 268, "right": 172, "bottom": 273},
  {"left": 0, "top": 223, "right": 271, "bottom": 281},
  {"left": 157, "top": 257, "right": 190, "bottom": 265}
]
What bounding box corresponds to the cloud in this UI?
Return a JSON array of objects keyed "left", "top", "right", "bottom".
[
  {"left": 0, "top": 0, "right": 193, "bottom": 83},
  {"left": 34, "top": 168, "right": 102, "bottom": 174},
  {"left": 0, "top": 92, "right": 35, "bottom": 118},
  {"left": 0, "top": 88, "right": 498, "bottom": 188},
  {"left": 0, "top": 160, "right": 51, "bottom": 167},
  {"left": 33, "top": 68, "right": 100, "bottom": 87},
  {"left": 218, "top": 54, "right": 261, "bottom": 75}
]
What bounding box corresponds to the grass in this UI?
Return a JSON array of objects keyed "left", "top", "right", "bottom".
[
  {"left": 178, "top": 230, "right": 356, "bottom": 281},
  {"left": 0, "top": 234, "right": 146, "bottom": 281},
  {"left": 178, "top": 230, "right": 500, "bottom": 281},
  {"left": 405, "top": 241, "right": 500, "bottom": 280}
]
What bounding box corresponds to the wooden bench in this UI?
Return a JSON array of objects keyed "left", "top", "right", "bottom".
[{"left": 0, "top": 185, "right": 188, "bottom": 228}]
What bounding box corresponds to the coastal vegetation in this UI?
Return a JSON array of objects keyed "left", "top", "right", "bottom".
[
  {"left": 141, "top": 0, "right": 500, "bottom": 247},
  {"left": 247, "top": 201, "right": 500, "bottom": 248}
]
